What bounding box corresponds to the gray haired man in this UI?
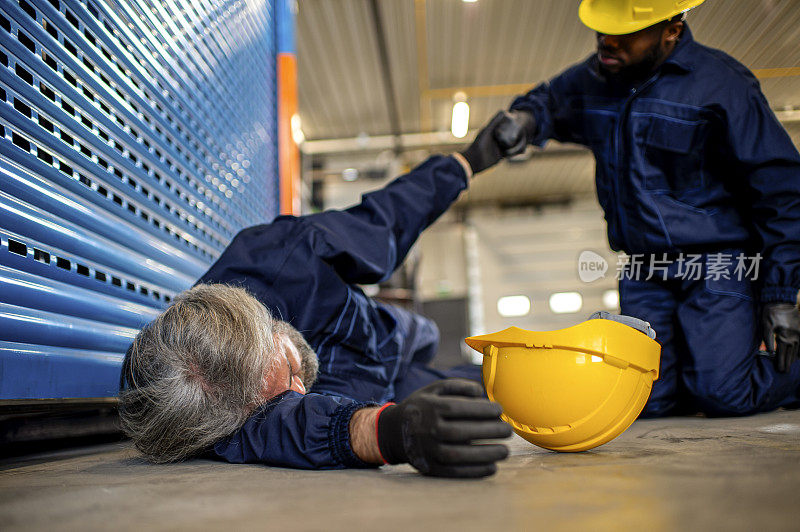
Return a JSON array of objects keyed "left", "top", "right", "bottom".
[{"left": 120, "top": 115, "right": 516, "bottom": 477}]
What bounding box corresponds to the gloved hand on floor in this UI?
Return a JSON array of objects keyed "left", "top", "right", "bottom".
[
  {"left": 376, "top": 379, "right": 512, "bottom": 478},
  {"left": 762, "top": 303, "right": 800, "bottom": 373}
]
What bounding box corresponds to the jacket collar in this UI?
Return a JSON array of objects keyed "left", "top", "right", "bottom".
[{"left": 661, "top": 23, "right": 695, "bottom": 73}]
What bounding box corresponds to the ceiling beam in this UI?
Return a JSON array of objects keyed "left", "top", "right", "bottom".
[
  {"left": 303, "top": 110, "right": 800, "bottom": 155},
  {"left": 302, "top": 131, "right": 589, "bottom": 156},
  {"left": 415, "top": 0, "right": 432, "bottom": 131},
  {"left": 368, "top": 0, "right": 402, "bottom": 153}
]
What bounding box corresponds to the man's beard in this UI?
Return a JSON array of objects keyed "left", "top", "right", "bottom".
[
  {"left": 275, "top": 321, "right": 320, "bottom": 390},
  {"left": 599, "top": 41, "right": 663, "bottom": 84}
]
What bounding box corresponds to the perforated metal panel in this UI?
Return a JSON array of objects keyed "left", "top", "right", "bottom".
[{"left": 0, "top": 0, "right": 285, "bottom": 399}]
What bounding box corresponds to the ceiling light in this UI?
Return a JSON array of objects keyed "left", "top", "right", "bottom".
[
  {"left": 497, "top": 295, "right": 531, "bottom": 317},
  {"left": 451, "top": 93, "right": 469, "bottom": 139},
  {"left": 342, "top": 168, "right": 359, "bottom": 181},
  {"left": 602, "top": 289, "right": 620, "bottom": 309},
  {"left": 291, "top": 113, "right": 305, "bottom": 145},
  {"left": 549, "top": 292, "right": 583, "bottom": 314}
]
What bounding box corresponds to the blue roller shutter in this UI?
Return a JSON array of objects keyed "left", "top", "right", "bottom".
[{"left": 0, "top": 0, "right": 282, "bottom": 399}]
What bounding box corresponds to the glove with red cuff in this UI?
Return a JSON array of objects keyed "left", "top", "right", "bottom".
[{"left": 375, "top": 379, "right": 512, "bottom": 478}]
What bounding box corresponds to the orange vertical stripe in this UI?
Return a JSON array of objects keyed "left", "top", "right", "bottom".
[{"left": 278, "top": 53, "right": 300, "bottom": 215}]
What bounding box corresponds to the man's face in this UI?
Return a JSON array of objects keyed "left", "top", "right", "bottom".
[
  {"left": 261, "top": 321, "right": 320, "bottom": 400},
  {"left": 596, "top": 20, "right": 682, "bottom": 79}
]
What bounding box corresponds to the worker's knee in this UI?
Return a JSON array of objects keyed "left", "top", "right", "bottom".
[
  {"left": 689, "top": 384, "right": 758, "bottom": 417},
  {"left": 640, "top": 373, "right": 680, "bottom": 418}
]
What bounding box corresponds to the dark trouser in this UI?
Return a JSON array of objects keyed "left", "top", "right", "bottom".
[{"left": 620, "top": 252, "right": 800, "bottom": 417}]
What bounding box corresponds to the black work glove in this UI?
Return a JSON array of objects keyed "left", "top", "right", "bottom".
[
  {"left": 762, "top": 303, "right": 800, "bottom": 373},
  {"left": 493, "top": 109, "right": 536, "bottom": 157},
  {"left": 459, "top": 112, "right": 507, "bottom": 175},
  {"left": 376, "top": 379, "right": 512, "bottom": 478}
]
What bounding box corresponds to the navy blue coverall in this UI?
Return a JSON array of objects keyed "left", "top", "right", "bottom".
[
  {"left": 511, "top": 25, "right": 800, "bottom": 416},
  {"left": 198, "top": 155, "right": 479, "bottom": 469}
]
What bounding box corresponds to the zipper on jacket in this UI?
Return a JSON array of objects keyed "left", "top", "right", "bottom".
[{"left": 612, "top": 73, "right": 660, "bottom": 251}]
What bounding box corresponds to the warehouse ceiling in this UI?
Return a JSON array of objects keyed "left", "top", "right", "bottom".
[{"left": 296, "top": 0, "right": 800, "bottom": 205}]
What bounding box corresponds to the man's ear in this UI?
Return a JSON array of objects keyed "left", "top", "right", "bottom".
[
  {"left": 664, "top": 21, "right": 684, "bottom": 44},
  {"left": 259, "top": 373, "right": 271, "bottom": 400},
  {"left": 259, "top": 358, "right": 279, "bottom": 400}
]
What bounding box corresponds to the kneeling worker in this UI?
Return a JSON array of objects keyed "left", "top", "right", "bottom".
[
  {"left": 120, "top": 115, "right": 515, "bottom": 477},
  {"left": 491, "top": 0, "right": 800, "bottom": 416}
]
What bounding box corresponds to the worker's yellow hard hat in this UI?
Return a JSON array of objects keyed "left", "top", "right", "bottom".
[
  {"left": 465, "top": 312, "right": 660, "bottom": 452},
  {"left": 578, "top": 0, "right": 706, "bottom": 35}
]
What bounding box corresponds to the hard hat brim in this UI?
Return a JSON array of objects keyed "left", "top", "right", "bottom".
[
  {"left": 578, "top": 0, "right": 705, "bottom": 36},
  {"left": 465, "top": 321, "right": 661, "bottom": 376}
]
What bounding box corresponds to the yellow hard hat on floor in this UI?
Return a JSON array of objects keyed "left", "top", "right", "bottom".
[
  {"left": 465, "top": 312, "right": 660, "bottom": 452},
  {"left": 578, "top": 0, "right": 706, "bottom": 35}
]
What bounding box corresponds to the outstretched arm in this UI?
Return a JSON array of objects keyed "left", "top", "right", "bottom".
[
  {"left": 303, "top": 155, "right": 470, "bottom": 285},
  {"left": 212, "top": 391, "right": 377, "bottom": 470},
  {"left": 214, "top": 380, "right": 511, "bottom": 477},
  {"left": 304, "top": 116, "right": 508, "bottom": 285},
  {"left": 499, "top": 70, "right": 589, "bottom": 155},
  {"left": 201, "top": 117, "right": 508, "bottom": 292}
]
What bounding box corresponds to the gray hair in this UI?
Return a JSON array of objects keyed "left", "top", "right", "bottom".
[{"left": 119, "top": 284, "right": 279, "bottom": 463}]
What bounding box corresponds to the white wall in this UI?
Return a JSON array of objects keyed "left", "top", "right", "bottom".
[
  {"left": 469, "top": 200, "right": 621, "bottom": 333},
  {"left": 417, "top": 213, "right": 468, "bottom": 300},
  {"left": 417, "top": 199, "right": 621, "bottom": 337}
]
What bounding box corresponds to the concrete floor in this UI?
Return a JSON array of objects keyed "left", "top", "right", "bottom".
[{"left": 2, "top": 410, "right": 799, "bottom": 532}]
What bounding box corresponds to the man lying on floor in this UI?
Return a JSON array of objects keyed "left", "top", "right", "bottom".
[{"left": 119, "top": 114, "right": 515, "bottom": 478}]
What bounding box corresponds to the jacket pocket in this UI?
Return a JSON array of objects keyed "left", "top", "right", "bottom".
[
  {"left": 648, "top": 193, "right": 719, "bottom": 249},
  {"left": 642, "top": 117, "right": 707, "bottom": 192},
  {"left": 704, "top": 251, "right": 754, "bottom": 301}
]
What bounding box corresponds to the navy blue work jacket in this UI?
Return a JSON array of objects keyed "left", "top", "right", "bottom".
[
  {"left": 511, "top": 25, "right": 800, "bottom": 304},
  {"left": 199, "top": 155, "right": 469, "bottom": 469}
]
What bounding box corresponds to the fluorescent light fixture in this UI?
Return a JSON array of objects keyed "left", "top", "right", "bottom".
[
  {"left": 549, "top": 292, "right": 583, "bottom": 314},
  {"left": 342, "top": 168, "right": 359, "bottom": 181},
  {"left": 497, "top": 295, "right": 531, "bottom": 317},
  {"left": 602, "top": 289, "right": 620, "bottom": 309},
  {"left": 291, "top": 113, "right": 305, "bottom": 145},
  {"left": 451, "top": 101, "right": 470, "bottom": 139}
]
